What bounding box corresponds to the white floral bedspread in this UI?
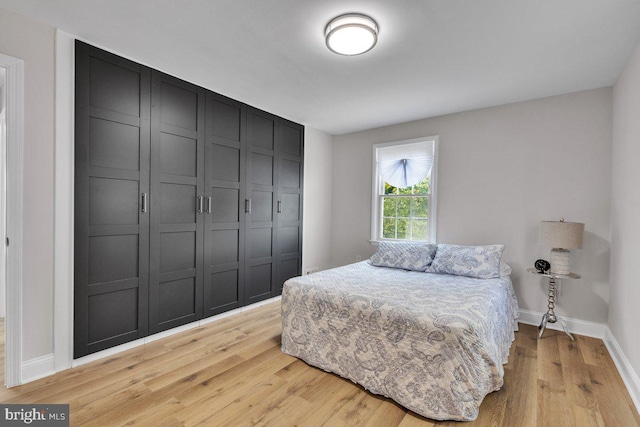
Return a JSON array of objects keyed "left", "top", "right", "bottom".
[{"left": 280, "top": 261, "right": 519, "bottom": 421}]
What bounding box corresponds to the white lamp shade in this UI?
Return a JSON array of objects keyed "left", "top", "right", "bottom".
[{"left": 539, "top": 221, "right": 584, "bottom": 249}]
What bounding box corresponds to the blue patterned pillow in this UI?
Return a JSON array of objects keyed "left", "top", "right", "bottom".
[
  {"left": 428, "top": 244, "right": 504, "bottom": 279},
  {"left": 369, "top": 241, "right": 437, "bottom": 271}
]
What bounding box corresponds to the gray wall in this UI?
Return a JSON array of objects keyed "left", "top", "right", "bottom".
[
  {"left": 0, "top": 7, "right": 55, "bottom": 361},
  {"left": 610, "top": 39, "right": 640, "bottom": 388},
  {"left": 302, "top": 127, "right": 334, "bottom": 274},
  {"left": 331, "top": 88, "right": 612, "bottom": 324}
]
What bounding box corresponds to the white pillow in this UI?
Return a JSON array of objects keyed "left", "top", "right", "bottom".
[
  {"left": 427, "top": 244, "right": 505, "bottom": 279},
  {"left": 500, "top": 261, "right": 512, "bottom": 277},
  {"left": 369, "top": 241, "right": 437, "bottom": 272}
]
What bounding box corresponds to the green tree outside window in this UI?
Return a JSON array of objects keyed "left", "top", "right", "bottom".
[{"left": 381, "top": 176, "right": 430, "bottom": 240}]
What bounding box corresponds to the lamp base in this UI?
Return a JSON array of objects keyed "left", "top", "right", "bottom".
[{"left": 549, "top": 248, "right": 571, "bottom": 275}]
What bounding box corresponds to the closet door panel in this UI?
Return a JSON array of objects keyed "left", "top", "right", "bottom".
[
  {"left": 89, "top": 235, "right": 139, "bottom": 283},
  {"left": 245, "top": 109, "right": 277, "bottom": 304},
  {"left": 212, "top": 145, "right": 240, "bottom": 181},
  {"left": 159, "top": 232, "right": 196, "bottom": 273},
  {"left": 279, "top": 227, "right": 300, "bottom": 255},
  {"left": 89, "top": 177, "right": 139, "bottom": 225},
  {"left": 210, "top": 100, "right": 241, "bottom": 141},
  {"left": 251, "top": 115, "right": 275, "bottom": 150},
  {"left": 160, "top": 133, "right": 197, "bottom": 177},
  {"left": 149, "top": 72, "right": 205, "bottom": 333},
  {"left": 249, "top": 264, "right": 273, "bottom": 297},
  {"left": 250, "top": 191, "right": 273, "bottom": 222},
  {"left": 204, "top": 93, "right": 246, "bottom": 316},
  {"left": 160, "top": 183, "right": 197, "bottom": 224},
  {"left": 251, "top": 228, "right": 273, "bottom": 260},
  {"left": 158, "top": 278, "right": 196, "bottom": 322},
  {"left": 88, "top": 57, "right": 140, "bottom": 116},
  {"left": 212, "top": 230, "right": 239, "bottom": 264},
  {"left": 251, "top": 153, "right": 274, "bottom": 185},
  {"left": 280, "top": 124, "right": 303, "bottom": 157},
  {"left": 210, "top": 271, "right": 239, "bottom": 309},
  {"left": 211, "top": 188, "right": 239, "bottom": 222},
  {"left": 159, "top": 82, "right": 198, "bottom": 130},
  {"left": 275, "top": 121, "right": 304, "bottom": 295},
  {"left": 74, "top": 41, "right": 150, "bottom": 357},
  {"left": 88, "top": 289, "right": 138, "bottom": 343},
  {"left": 89, "top": 118, "right": 140, "bottom": 170},
  {"left": 280, "top": 159, "right": 301, "bottom": 189},
  {"left": 280, "top": 194, "right": 300, "bottom": 221}
]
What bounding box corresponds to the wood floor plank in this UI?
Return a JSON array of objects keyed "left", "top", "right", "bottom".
[
  {"left": 0, "top": 305, "right": 637, "bottom": 426},
  {"left": 70, "top": 382, "right": 152, "bottom": 426},
  {"left": 585, "top": 363, "right": 640, "bottom": 426},
  {"left": 185, "top": 375, "right": 289, "bottom": 426},
  {"left": 469, "top": 384, "right": 507, "bottom": 426},
  {"left": 362, "top": 401, "right": 408, "bottom": 427},
  {"left": 322, "top": 386, "right": 385, "bottom": 426},
  {"left": 559, "top": 338, "right": 601, "bottom": 414},
  {"left": 573, "top": 405, "right": 606, "bottom": 427},
  {"left": 579, "top": 335, "right": 610, "bottom": 368},
  {"left": 537, "top": 331, "right": 565, "bottom": 386},
  {"left": 501, "top": 343, "right": 537, "bottom": 427},
  {"left": 122, "top": 398, "right": 186, "bottom": 427},
  {"left": 397, "top": 412, "right": 437, "bottom": 427},
  {"left": 172, "top": 346, "right": 295, "bottom": 408},
  {"left": 296, "top": 374, "right": 365, "bottom": 426},
  {"left": 537, "top": 379, "right": 574, "bottom": 427}
]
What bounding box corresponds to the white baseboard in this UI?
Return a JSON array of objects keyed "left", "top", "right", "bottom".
[
  {"left": 518, "top": 309, "right": 606, "bottom": 338},
  {"left": 72, "top": 296, "right": 282, "bottom": 368},
  {"left": 603, "top": 327, "right": 640, "bottom": 415},
  {"left": 22, "top": 353, "right": 55, "bottom": 383}
]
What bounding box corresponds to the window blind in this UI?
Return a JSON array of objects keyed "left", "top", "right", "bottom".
[{"left": 378, "top": 141, "right": 433, "bottom": 188}]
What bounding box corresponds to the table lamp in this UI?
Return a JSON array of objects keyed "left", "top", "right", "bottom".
[{"left": 539, "top": 219, "right": 584, "bottom": 275}]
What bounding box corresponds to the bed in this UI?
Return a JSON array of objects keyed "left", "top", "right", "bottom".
[{"left": 280, "top": 243, "right": 519, "bottom": 421}]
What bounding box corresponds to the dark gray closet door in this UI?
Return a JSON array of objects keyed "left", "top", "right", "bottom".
[
  {"left": 275, "top": 121, "right": 304, "bottom": 294},
  {"left": 149, "top": 71, "right": 205, "bottom": 333},
  {"left": 204, "top": 93, "right": 246, "bottom": 316},
  {"left": 245, "top": 108, "right": 277, "bottom": 304},
  {"left": 74, "top": 41, "right": 150, "bottom": 357}
]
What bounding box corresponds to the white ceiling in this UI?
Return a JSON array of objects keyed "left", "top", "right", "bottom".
[{"left": 1, "top": 0, "right": 639, "bottom": 135}]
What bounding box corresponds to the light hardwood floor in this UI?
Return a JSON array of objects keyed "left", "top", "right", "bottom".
[{"left": 0, "top": 302, "right": 638, "bottom": 426}]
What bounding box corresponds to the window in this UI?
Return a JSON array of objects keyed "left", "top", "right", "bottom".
[{"left": 371, "top": 137, "right": 438, "bottom": 242}]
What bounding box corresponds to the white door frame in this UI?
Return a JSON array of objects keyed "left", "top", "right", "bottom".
[
  {"left": 54, "top": 30, "right": 74, "bottom": 371},
  {"left": 0, "top": 52, "right": 25, "bottom": 388},
  {"left": 1, "top": 68, "right": 6, "bottom": 318}
]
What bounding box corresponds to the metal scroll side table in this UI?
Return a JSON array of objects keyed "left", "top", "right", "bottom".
[{"left": 526, "top": 268, "right": 581, "bottom": 341}]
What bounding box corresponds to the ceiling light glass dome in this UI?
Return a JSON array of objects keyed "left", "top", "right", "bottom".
[{"left": 325, "top": 14, "right": 378, "bottom": 56}]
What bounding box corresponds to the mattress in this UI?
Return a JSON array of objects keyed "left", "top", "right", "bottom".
[{"left": 280, "top": 261, "right": 519, "bottom": 421}]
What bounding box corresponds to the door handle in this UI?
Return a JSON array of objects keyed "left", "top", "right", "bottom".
[
  {"left": 197, "top": 196, "right": 204, "bottom": 214},
  {"left": 245, "top": 198, "right": 252, "bottom": 214},
  {"left": 277, "top": 200, "right": 282, "bottom": 214},
  {"left": 141, "top": 193, "right": 147, "bottom": 213},
  {"left": 206, "top": 197, "right": 212, "bottom": 214}
]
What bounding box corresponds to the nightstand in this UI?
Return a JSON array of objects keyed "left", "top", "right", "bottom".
[{"left": 527, "top": 268, "right": 581, "bottom": 341}]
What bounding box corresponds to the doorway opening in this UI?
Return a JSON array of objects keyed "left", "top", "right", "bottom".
[
  {"left": 0, "top": 51, "right": 24, "bottom": 388},
  {"left": 0, "top": 65, "right": 6, "bottom": 385}
]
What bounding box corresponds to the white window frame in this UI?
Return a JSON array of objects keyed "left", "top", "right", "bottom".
[{"left": 370, "top": 136, "right": 438, "bottom": 243}]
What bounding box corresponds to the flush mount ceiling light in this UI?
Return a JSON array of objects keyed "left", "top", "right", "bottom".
[{"left": 325, "top": 13, "right": 378, "bottom": 56}]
